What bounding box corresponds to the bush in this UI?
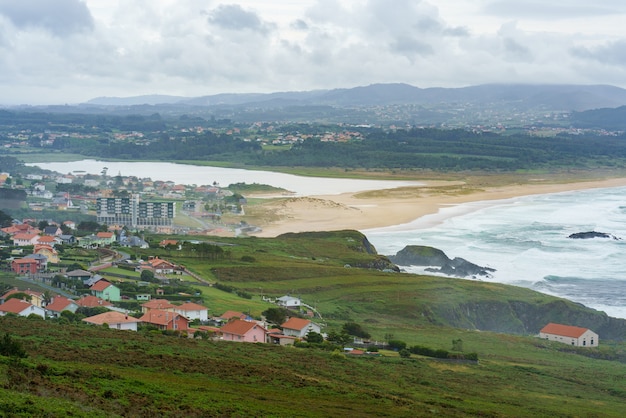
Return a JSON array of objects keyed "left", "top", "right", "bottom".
[
  {"left": 0, "top": 333, "right": 27, "bottom": 358},
  {"left": 399, "top": 349, "right": 411, "bottom": 358},
  {"left": 388, "top": 340, "right": 407, "bottom": 351}
]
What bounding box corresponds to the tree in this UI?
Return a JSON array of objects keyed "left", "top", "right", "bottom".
[
  {"left": 262, "top": 307, "right": 289, "bottom": 325},
  {"left": 451, "top": 339, "right": 464, "bottom": 352},
  {"left": 306, "top": 331, "right": 324, "bottom": 344},
  {"left": 140, "top": 269, "right": 155, "bottom": 282},
  {"left": 399, "top": 349, "right": 411, "bottom": 359}
]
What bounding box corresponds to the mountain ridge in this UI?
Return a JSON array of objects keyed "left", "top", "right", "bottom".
[{"left": 85, "top": 83, "right": 626, "bottom": 112}]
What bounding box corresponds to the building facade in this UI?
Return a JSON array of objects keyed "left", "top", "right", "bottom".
[{"left": 96, "top": 195, "right": 175, "bottom": 228}]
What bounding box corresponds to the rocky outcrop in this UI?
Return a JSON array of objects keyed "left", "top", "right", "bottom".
[
  {"left": 567, "top": 231, "right": 620, "bottom": 240},
  {"left": 388, "top": 245, "right": 495, "bottom": 278}
]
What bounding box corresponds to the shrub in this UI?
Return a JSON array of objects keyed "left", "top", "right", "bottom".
[
  {"left": 388, "top": 340, "right": 407, "bottom": 351},
  {"left": 399, "top": 349, "right": 411, "bottom": 358},
  {"left": 0, "top": 333, "right": 27, "bottom": 358}
]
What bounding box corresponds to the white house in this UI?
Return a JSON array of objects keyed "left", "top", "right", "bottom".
[
  {"left": 0, "top": 298, "right": 46, "bottom": 319},
  {"left": 539, "top": 323, "right": 599, "bottom": 347},
  {"left": 175, "top": 302, "right": 209, "bottom": 322},
  {"left": 281, "top": 317, "right": 321, "bottom": 338},
  {"left": 82, "top": 311, "right": 141, "bottom": 331},
  {"left": 277, "top": 295, "right": 301, "bottom": 309}
]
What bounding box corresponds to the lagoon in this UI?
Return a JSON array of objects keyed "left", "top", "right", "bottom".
[{"left": 27, "top": 159, "right": 423, "bottom": 196}]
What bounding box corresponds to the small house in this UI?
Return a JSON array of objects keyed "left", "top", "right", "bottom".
[
  {"left": 539, "top": 323, "right": 599, "bottom": 347},
  {"left": 277, "top": 295, "right": 301, "bottom": 309},
  {"left": 75, "top": 295, "right": 113, "bottom": 309},
  {"left": 83, "top": 311, "right": 141, "bottom": 331},
  {"left": 220, "top": 319, "right": 267, "bottom": 343},
  {"left": 139, "top": 309, "right": 189, "bottom": 331},
  {"left": 175, "top": 302, "right": 209, "bottom": 322},
  {"left": 45, "top": 296, "right": 79, "bottom": 318},
  {"left": 281, "top": 317, "right": 321, "bottom": 338},
  {"left": 11, "top": 258, "right": 39, "bottom": 275},
  {"left": 0, "top": 298, "right": 46, "bottom": 319},
  {"left": 90, "top": 279, "right": 121, "bottom": 302},
  {"left": 141, "top": 299, "right": 176, "bottom": 314}
]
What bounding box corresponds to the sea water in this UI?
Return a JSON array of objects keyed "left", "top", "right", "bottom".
[{"left": 364, "top": 187, "right": 626, "bottom": 319}]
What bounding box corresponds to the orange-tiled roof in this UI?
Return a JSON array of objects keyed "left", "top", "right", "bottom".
[
  {"left": 141, "top": 299, "right": 176, "bottom": 310},
  {"left": 220, "top": 319, "right": 265, "bottom": 336},
  {"left": 1, "top": 288, "right": 42, "bottom": 299},
  {"left": 139, "top": 309, "right": 188, "bottom": 326},
  {"left": 12, "top": 258, "right": 39, "bottom": 265},
  {"left": 46, "top": 296, "right": 77, "bottom": 312},
  {"left": 540, "top": 323, "right": 590, "bottom": 338},
  {"left": 37, "top": 236, "right": 56, "bottom": 243},
  {"left": 177, "top": 302, "right": 207, "bottom": 311},
  {"left": 219, "top": 310, "right": 246, "bottom": 320},
  {"left": 149, "top": 258, "right": 176, "bottom": 268},
  {"left": 281, "top": 317, "right": 311, "bottom": 331},
  {"left": 90, "top": 280, "right": 114, "bottom": 291},
  {"left": 83, "top": 311, "right": 140, "bottom": 325},
  {"left": 0, "top": 298, "right": 34, "bottom": 314},
  {"left": 13, "top": 233, "right": 39, "bottom": 240},
  {"left": 96, "top": 232, "right": 114, "bottom": 238},
  {"left": 159, "top": 239, "right": 178, "bottom": 246},
  {"left": 76, "top": 295, "right": 113, "bottom": 308}
]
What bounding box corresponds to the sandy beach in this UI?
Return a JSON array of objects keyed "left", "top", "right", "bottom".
[{"left": 246, "top": 176, "right": 626, "bottom": 237}]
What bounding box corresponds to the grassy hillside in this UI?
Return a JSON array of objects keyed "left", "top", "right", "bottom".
[
  {"left": 151, "top": 231, "right": 626, "bottom": 342},
  {"left": 1, "top": 316, "right": 626, "bottom": 417},
  {"left": 4, "top": 230, "right": 626, "bottom": 416}
]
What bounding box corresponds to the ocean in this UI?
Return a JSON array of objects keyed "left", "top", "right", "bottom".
[
  {"left": 365, "top": 186, "right": 626, "bottom": 319},
  {"left": 28, "top": 160, "right": 626, "bottom": 319}
]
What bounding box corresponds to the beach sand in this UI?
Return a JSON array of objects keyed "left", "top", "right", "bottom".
[{"left": 245, "top": 176, "right": 626, "bottom": 237}]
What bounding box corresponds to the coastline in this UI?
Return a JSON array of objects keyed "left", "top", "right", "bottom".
[{"left": 248, "top": 177, "right": 626, "bottom": 237}]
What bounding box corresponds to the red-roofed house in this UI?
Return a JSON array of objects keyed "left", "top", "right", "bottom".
[
  {"left": 175, "top": 302, "right": 208, "bottom": 322},
  {"left": 11, "top": 258, "right": 39, "bottom": 275},
  {"left": 96, "top": 231, "right": 115, "bottom": 245},
  {"left": 220, "top": 319, "right": 267, "bottom": 343},
  {"left": 36, "top": 235, "right": 58, "bottom": 247},
  {"left": 89, "top": 280, "right": 121, "bottom": 302},
  {"left": 281, "top": 317, "right": 321, "bottom": 338},
  {"left": 12, "top": 233, "right": 40, "bottom": 246},
  {"left": 141, "top": 299, "right": 176, "bottom": 314},
  {"left": 219, "top": 310, "right": 248, "bottom": 321},
  {"left": 139, "top": 309, "right": 189, "bottom": 331},
  {"left": 83, "top": 311, "right": 141, "bottom": 331},
  {"left": 159, "top": 239, "right": 179, "bottom": 248},
  {"left": 148, "top": 258, "right": 177, "bottom": 274},
  {"left": 0, "top": 298, "right": 46, "bottom": 319},
  {"left": 45, "top": 296, "right": 79, "bottom": 318},
  {"left": 539, "top": 323, "right": 599, "bottom": 347},
  {"left": 76, "top": 295, "right": 113, "bottom": 308},
  {"left": 34, "top": 244, "right": 60, "bottom": 263}
]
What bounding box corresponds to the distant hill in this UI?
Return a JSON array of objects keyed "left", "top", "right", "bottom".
[
  {"left": 570, "top": 105, "right": 626, "bottom": 130},
  {"left": 85, "top": 83, "right": 626, "bottom": 112}
]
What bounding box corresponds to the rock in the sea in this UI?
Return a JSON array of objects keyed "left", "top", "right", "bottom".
[
  {"left": 567, "top": 231, "right": 620, "bottom": 240},
  {"left": 388, "top": 245, "right": 495, "bottom": 278}
]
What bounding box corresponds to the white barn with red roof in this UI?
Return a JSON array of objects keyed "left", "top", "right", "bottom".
[{"left": 539, "top": 323, "right": 599, "bottom": 347}]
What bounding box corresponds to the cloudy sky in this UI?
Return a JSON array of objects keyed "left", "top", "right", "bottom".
[{"left": 1, "top": 0, "right": 626, "bottom": 104}]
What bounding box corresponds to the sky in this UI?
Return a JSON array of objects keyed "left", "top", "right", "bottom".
[{"left": 1, "top": 0, "right": 626, "bottom": 105}]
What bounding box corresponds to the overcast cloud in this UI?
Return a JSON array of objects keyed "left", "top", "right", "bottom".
[{"left": 0, "top": 0, "right": 625, "bottom": 104}]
